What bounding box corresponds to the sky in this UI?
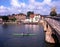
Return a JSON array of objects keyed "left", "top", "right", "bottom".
[{"left": 0, "top": 0, "right": 60, "bottom": 15}]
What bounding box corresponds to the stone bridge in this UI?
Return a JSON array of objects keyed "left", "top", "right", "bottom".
[{"left": 40, "top": 16, "right": 60, "bottom": 44}]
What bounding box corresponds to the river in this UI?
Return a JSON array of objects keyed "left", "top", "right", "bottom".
[{"left": 0, "top": 24, "right": 45, "bottom": 47}]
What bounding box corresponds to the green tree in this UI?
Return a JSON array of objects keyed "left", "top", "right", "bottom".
[
  {"left": 12, "top": 14, "right": 15, "bottom": 16},
  {"left": 27, "top": 11, "right": 34, "bottom": 17},
  {"left": 11, "top": 17, "right": 16, "bottom": 22},
  {"left": 50, "top": 11, "right": 57, "bottom": 16},
  {"left": 50, "top": 7, "right": 57, "bottom": 16},
  {"left": 2, "top": 16, "right": 9, "bottom": 22}
]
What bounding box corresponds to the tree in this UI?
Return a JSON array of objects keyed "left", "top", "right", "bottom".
[
  {"left": 27, "top": 11, "right": 34, "bottom": 17},
  {"left": 50, "top": 11, "right": 57, "bottom": 16},
  {"left": 10, "top": 17, "right": 16, "bottom": 22},
  {"left": 50, "top": 7, "right": 57, "bottom": 16},
  {"left": 2, "top": 16, "right": 9, "bottom": 22},
  {"left": 12, "top": 14, "right": 15, "bottom": 16}
]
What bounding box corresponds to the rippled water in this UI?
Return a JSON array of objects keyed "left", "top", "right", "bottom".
[{"left": 0, "top": 24, "right": 45, "bottom": 47}]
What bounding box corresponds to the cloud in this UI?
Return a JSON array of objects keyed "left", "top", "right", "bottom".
[
  {"left": 0, "top": 6, "right": 10, "bottom": 15},
  {"left": 43, "top": 0, "right": 51, "bottom": 4},
  {"left": 11, "top": 0, "right": 26, "bottom": 8},
  {"left": 29, "top": 0, "right": 35, "bottom": 3},
  {"left": 11, "top": 0, "right": 20, "bottom": 7},
  {"left": 0, "top": 0, "right": 60, "bottom": 15}
]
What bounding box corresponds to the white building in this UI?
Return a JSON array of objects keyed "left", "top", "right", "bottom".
[
  {"left": 33, "top": 15, "right": 40, "bottom": 22},
  {"left": 23, "top": 14, "right": 41, "bottom": 23}
]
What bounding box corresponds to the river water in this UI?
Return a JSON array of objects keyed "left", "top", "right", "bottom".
[{"left": 0, "top": 24, "right": 57, "bottom": 47}]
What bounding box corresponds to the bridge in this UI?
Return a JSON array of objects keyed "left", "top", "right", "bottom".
[{"left": 40, "top": 16, "right": 60, "bottom": 44}]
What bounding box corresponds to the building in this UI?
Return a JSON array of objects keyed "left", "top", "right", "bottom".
[
  {"left": 15, "top": 13, "right": 26, "bottom": 22},
  {"left": 8, "top": 15, "right": 15, "bottom": 22},
  {"left": 33, "top": 14, "right": 41, "bottom": 22},
  {"left": 30, "top": 14, "right": 41, "bottom": 22}
]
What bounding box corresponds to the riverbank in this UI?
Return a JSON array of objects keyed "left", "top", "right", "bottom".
[
  {"left": 0, "top": 21, "right": 41, "bottom": 25},
  {"left": 1, "top": 22, "right": 20, "bottom": 24}
]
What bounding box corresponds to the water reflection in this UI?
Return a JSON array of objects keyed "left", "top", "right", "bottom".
[
  {"left": 25, "top": 25, "right": 39, "bottom": 33},
  {"left": 2, "top": 24, "right": 8, "bottom": 29}
]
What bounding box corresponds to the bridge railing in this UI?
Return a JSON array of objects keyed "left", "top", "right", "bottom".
[
  {"left": 45, "top": 17, "right": 60, "bottom": 32},
  {"left": 44, "top": 17, "right": 60, "bottom": 43}
]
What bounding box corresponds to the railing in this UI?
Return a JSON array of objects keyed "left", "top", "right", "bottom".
[
  {"left": 45, "top": 17, "right": 60, "bottom": 33},
  {"left": 44, "top": 17, "right": 60, "bottom": 43}
]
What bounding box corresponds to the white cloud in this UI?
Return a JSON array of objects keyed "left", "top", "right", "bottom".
[
  {"left": 0, "top": 0, "right": 60, "bottom": 15},
  {"left": 11, "top": 0, "right": 20, "bottom": 7},
  {"left": 20, "top": 3, "right": 26, "bottom": 7},
  {"left": 11, "top": 0, "right": 26, "bottom": 7},
  {"left": 29, "top": 0, "right": 35, "bottom": 3},
  {"left": 0, "top": 6, "right": 7, "bottom": 11},
  {"left": 0, "top": 6, "right": 10, "bottom": 15},
  {"left": 43, "top": 0, "right": 51, "bottom": 4}
]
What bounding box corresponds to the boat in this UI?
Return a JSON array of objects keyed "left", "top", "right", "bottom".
[{"left": 13, "top": 33, "right": 36, "bottom": 36}]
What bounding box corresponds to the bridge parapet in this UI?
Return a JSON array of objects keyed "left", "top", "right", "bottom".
[
  {"left": 45, "top": 17, "right": 60, "bottom": 34},
  {"left": 42, "top": 16, "right": 60, "bottom": 43}
]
